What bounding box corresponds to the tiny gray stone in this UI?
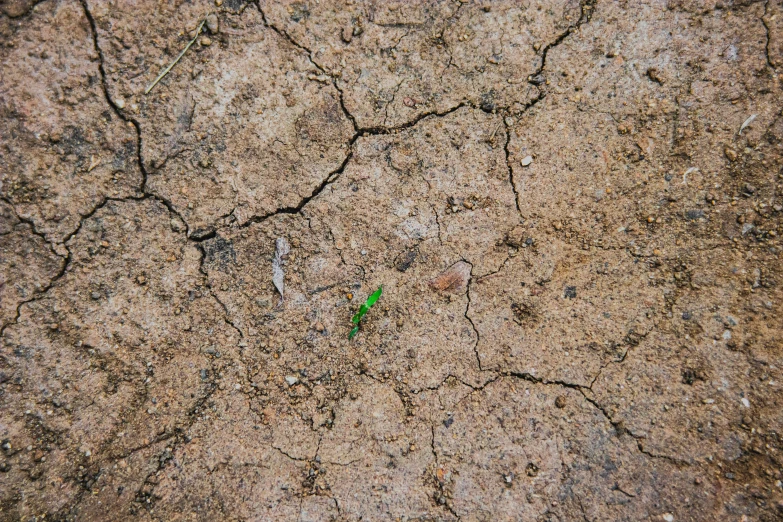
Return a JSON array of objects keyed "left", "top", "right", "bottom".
[{"left": 206, "top": 14, "right": 219, "bottom": 34}]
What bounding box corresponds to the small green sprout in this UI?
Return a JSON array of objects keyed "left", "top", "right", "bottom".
[{"left": 349, "top": 286, "right": 383, "bottom": 339}]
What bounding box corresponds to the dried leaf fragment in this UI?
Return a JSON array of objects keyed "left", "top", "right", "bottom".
[
  {"left": 738, "top": 114, "right": 757, "bottom": 135},
  {"left": 272, "top": 237, "right": 290, "bottom": 303},
  {"left": 429, "top": 261, "right": 471, "bottom": 294}
]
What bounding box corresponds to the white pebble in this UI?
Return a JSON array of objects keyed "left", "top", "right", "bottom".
[
  {"left": 662, "top": 514, "right": 674, "bottom": 522},
  {"left": 520, "top": 155, "right": 533, "bottom": 166},
  {"left": 741, "top": 397, "right": 750, "bottom": 408},
  {"left": 285, "top": 376, "right": 299, "bottom": 386}
]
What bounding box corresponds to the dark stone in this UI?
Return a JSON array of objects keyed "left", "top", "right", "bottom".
[
  {"left": 395, "top": 249, "right": 417, "bottom": 272},
  {"left": 685, "top": 209, "right": 705, "bottom": 221}
]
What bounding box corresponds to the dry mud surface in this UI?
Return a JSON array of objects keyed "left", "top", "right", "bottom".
[{"left": 1, "top": 0, "right": 783, "bottom": 520}]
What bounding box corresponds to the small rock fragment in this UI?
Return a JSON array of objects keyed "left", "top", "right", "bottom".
[
  {"left": 395, "top": 249, "right": 417, "bottom": 272},
  {"left": 205, "top": 14, "right": 219, "bottom": 34},
  {"left": 520, "top": 155, "right": 533, "bottom": 166},
  {"left": 285, "top": 376, "right": 299, "bottom": 386},
  {"left": 200, "top": 36, "right": 212, "bottom": 46},
  {"left": 724, "top": 148, "right": 737, "bottom": 162},
  {"left": 555, "top": 396, "right": 567, "bottom": 408},
  {"left": 505, "top": 225, "right": 527, "bottom": 248},
  {"left": 342, "top": 24, "right": 353, "bottom": 43}
]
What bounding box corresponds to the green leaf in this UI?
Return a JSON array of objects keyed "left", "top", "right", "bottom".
[
  {"left": 365, "top": 286, "right": 383, "bottom": 308},
  {"left": 352, "top": 304, "right": 369, "bottom": 324},
  {"left": 348, "top": 286, "right": 383, "bottom": 339},
  {"left": 348, "top": 325, "right": 359, "bottom": 339}
]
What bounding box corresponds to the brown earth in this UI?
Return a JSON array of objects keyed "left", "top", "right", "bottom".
[{"left": 1, "top": 0, "right": 783, "bottom": 520}]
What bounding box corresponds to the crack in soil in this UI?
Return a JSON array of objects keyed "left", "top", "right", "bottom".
[
  {"left": 461, "top": 259, "right": 484, "bottom": 373},
  {"left": 504, "top": 371, "right": 692, "bottom": 467},
  {"left": 763, "top": 0, "right": 778, "bottom": 72}
]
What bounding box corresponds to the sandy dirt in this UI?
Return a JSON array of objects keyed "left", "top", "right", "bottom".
[{"left": 1, "top": 0, "right": 783, "bottom": 520}]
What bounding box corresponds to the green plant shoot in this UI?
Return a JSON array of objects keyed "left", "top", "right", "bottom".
[{"left": 349, "top": 286, "right": 382, "bottom": 339}]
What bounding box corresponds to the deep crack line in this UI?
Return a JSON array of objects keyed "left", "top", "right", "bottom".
[
  {"left": 226, "top": 100, "right": 475, "bottom": 233},
  {"left": 763, "top": 0, "right": 778, "bottom": 72},
  {"left": 536, "top": 0, "right": 597, "bottom": 77},
  {"left": 502, "top": 117, "right": 523, "bottom": 217},
  {"left": 462, "top": 259, "right": 484, "bottom": 373}
]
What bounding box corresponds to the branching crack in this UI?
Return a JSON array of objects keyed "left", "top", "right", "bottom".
[{"left": 505, "top": 371, "right": 690, "bottom": 467}]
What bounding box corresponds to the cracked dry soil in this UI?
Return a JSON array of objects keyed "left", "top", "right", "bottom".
[{"left": 1, "top": 0, "right": 783, "bottom": 521}]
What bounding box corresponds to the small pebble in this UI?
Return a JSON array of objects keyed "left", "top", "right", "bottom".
[
  {"left": 315, "top": 322, "right": 325, "bottom": 332},
  {"left": 555, "top": 396, "right": 567, "bottom": 408},
  {"left": 200, "top": 37, "right": 212, "bottom": 46},
  {"left": 520, "top": 155, "right": 533, "bottom": 167},
  {"left": 115, "top": 97, "right": 126, "bottom": 109},
  {"left": 724, "top": 148, "right": 737, "bottom": 162},
  {"left": 662, "top": 514, "right": 674, "bottom": 522},
  {"left": 285, "top": 376, "right": 299, "bottom": 386},
  {"left": 342, "top": 25, "right": 353, "bottom": 43},
  {"left": 205, "top": 14, "right": 219, "bottom": 34}
]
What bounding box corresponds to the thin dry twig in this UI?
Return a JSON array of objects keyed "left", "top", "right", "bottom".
[{"left": 145, "top": 19, "right": 206, "bottom": 95}]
